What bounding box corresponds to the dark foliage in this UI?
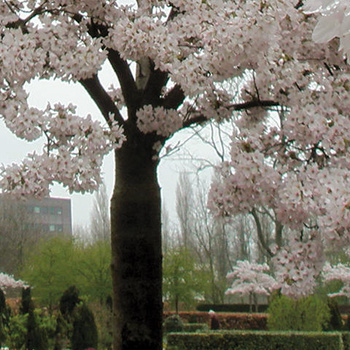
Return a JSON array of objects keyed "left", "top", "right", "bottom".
[
  {"left": 71, "top": 303, "right": 98, "bottom": 350},
  {"left": 0, "top": 288, "right": 10, "bottom": 346},
  {"left": 26, "top": 310, "right": 48, "bottom": 350},
  {"left": 59, "top": 286, "right": 81, "bottom": 318},
  {"left": 20, "top": 287, "right": 34, "bottom": 314},
  {"left": 326, "top": 298, "right": 343, "bottom": 331},
  {"left": 163, "top": 314, "right": 184, "bottom": 334}
]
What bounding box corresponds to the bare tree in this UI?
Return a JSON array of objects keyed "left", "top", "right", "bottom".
[{"left": 90, "top": 182, "right": 111, "bottom": 242}]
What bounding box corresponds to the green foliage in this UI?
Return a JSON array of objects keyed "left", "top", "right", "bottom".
[
  {"left": 326, "top": 298, "right": 343, "bottom": 331},
  {"left": 0, "top": 289, "right": 10, "bottom": 347},
  {"left": 167, "top": 331, "right": 346, "bottom": 350},
  {"left": 26, "top": 309, "right": 48, "bottom": 350},
  {"left": 90, "top": 300, "right": 113, "bottom": 350},
  {"left": 163, "top": 246, "right": 211, "bottom": 311},
  {"left": 20, "top": 236, "right": 77, "bottom": 310},
  {"left": 20, "top": 236, "right": 112, "bottom": 308},
  {"left": 73, "top": 239, "right": 112, "bottom": 303},
  {"left": 71, "top": 303, "right": 98, "bottom": 350},
  {"left": 267, "top": 294, "right": 330, "bottom": 332},
  {"left": 164, "top": 314, "right": 184, "bottom": 334},
  {"left": 6, "top": 313, "right": 27, "bottom": 349}
]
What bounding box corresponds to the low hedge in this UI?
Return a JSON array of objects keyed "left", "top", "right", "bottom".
[
  {"left": 182, "top": 323, "right": 208, "bottom": 333},
  {"left": 163, "top": 312, "right": 268, "bottom": 330},
  {"left": 197, "top": 304, "right": 269, "bottom": 313},
  {"left": 167, "top": 331, "right": 350, "bottom": 350}
]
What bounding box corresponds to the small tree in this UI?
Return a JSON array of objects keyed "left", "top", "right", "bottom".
[
  {"left": 226, "top": 260, "right": 278, "bottom": 312},
  {"left": 163, "top": 246, "right": 210, "bottom": 312}
]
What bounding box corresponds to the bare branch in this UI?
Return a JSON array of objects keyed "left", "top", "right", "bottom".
[{"left": 79, "top": 75, "right": 124, "bottom": 126}]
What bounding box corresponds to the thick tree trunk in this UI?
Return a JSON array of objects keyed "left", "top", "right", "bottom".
[{"left": 110, "top": 138, "right": 162, "bottom": 350}]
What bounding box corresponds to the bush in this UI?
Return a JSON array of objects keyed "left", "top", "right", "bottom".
[
  {"left": 267, "top": 295, "right": 330, "bottom": 331},
  {"left": 164, "top": 311, "right": 268, "bottom": 330},
  {"left": 164, "top": 314, "right": 184, "bottom": 333},
  {"left": 326, "top": 298, "right": 343, "bottom": 331},
  {"left": 167, "top": 331, "right": 345, "bottom": 350},
  {"left": 71, "top": 303, "right": 98, "bottom": 350}
]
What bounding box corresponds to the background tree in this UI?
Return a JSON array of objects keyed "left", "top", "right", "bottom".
[
  {"left": 20, "top": 236, "right": 76, "bottom": 311},
  {"left": 90, "top": 182, "right": 110, "bottom": 243},
  {"left": 0, "top": 200, "right": 43, "bottom": 275},
  {"left": 0, "top": 2, "right": 349, "bottom": 349},
  {"left": 162, "top": 246, "right": 210, "bottom": 312}
]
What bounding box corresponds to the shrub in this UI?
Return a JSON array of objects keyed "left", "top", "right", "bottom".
[
  {"left": 164, "top": 314, "right": 184, "bottom": 333},
  {"left": 71, "top": 303, "right": 98, "bottom": 350},
  {"left": 326, "top": 298, "right": 343, "bottom": 331},
  {"left": 267, "top": 294, "right": 330, "bottom": 331},
  {"left": 167, "top": 331, "right": 344, "bottom": 350},
  {"left": 59, "top": 285, "right": 81, "bottom": 318}
]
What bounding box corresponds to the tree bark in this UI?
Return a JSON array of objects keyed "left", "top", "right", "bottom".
[{"left": 110, "top": 135, "right": 162, "bottom": 350}]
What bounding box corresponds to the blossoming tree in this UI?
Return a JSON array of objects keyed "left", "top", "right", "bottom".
[
  {"left": 0, "top": 1, "right": 348, "bottom": 349},
  {"left": 226, "top": 260, "right": 277, "bottom": 311}
]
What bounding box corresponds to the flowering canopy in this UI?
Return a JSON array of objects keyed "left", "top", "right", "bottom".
[
  {"left": 304, "top": 0, "right": 350, "bottom": 58},
  {"left": 0, "top": 272, "right": 27, "bottom": 290},
  {"left": 226, "top": 260, "right": 278, "bottom": 297},
  {"left": 0, "top": 1, "right": 349, "bottom": 302},
  {"left": 322, "top": 262, "right": 350, "bottom": 298}
]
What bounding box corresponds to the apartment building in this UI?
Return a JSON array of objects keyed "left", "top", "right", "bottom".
[{"left": 0, "top": 196, "right": 72, "bottom": 235}]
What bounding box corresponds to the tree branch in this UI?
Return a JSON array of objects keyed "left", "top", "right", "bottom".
[
  {"left": 79, "top": 75, "right": 124, "bottom": 126},
  {"left": 162, "top": 84, "right": 186, "bottom": 109},
  {"left": 107, "top": 49, "right": 139, "bottom": 109},
  {"left": 251, "top": 208, "right": 274, "bottom": 257},
  {"left": 182, "top": 99, "right": 280, "bottom": 128}
]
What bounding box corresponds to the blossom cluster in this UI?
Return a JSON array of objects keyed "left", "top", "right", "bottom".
[
  {"left": 0, "top": 103, "right": 125, "bottom": 197},
  {"left": 304, "top": 0, "right": 350, "bottom": 58},
  {"left": 136, "top": 105, "right": 182, "bottom": 137},
  {"left": 0, "top": 273, "right": 27, "bottom": 290},
  {"left": 272, "top": 233, "right": 324, "bottom": 298}
]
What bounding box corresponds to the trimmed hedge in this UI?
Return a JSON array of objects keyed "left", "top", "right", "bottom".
[
  {"left": 167, "top": 331, "right": 349, "bottom": 350},
  {"left": 163, "top": 311, "right": 268, "bottom": 330},
  {"left": 182, "top": 323, "right": 208, "bottom": 333},
  {"left": 197, "top": 304, "right": 269, "bottom": 313}
]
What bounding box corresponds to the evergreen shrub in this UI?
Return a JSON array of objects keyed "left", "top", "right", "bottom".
[
  {"left": 267, "top": 294, "right": 330, "bottom": 331},
  {"left": 71, "top": 303, "right": 98, "bottom": 350},
  {"left": 164, "top": 314, "right": 184, "bottom": 333}
]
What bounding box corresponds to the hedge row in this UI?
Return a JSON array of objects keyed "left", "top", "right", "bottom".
[
  {"left": 163, "top": 311, "right": 268, "bottom": 330},
  {"left": 196, "top": 304, "right": 269, "bottom": 313},
  {"left": 196, "top": 304, "right": 350, "bottom": 314},
  {"left": 167, "top": 330, "right": 350, "bottom": 350}
]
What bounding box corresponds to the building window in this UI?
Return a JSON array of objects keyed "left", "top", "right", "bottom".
[
  {"left": 49, "top": 225, "right": 55, "bottom": 232},
  {"left": 34, "top": 206, "right": 40, "bottom": 214},
  {"left": 41, "top": 207, "right": 49, "bottom": 214}
]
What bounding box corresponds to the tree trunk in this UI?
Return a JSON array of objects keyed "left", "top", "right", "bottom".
[{"left": 110, "top": 137, "right": 162, "bottom": 350}]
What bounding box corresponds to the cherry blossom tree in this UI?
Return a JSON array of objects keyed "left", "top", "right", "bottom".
[
  {"left": 226, "top": 260, "right": 277, "bottom": 311},
  {"left": 0, "top": 1, "right": 348, "bottom": 349}
]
